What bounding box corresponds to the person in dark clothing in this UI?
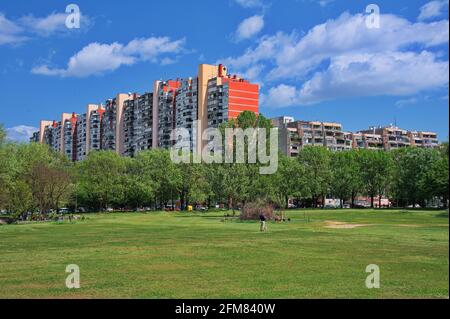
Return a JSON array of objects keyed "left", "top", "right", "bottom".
[{"left": 259, "top": 214, "right": 267, "bottom": 232}]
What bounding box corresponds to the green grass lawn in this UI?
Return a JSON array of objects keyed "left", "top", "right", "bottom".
[{"left": 0, "top": 209, "right": 448, "bottom": 298}]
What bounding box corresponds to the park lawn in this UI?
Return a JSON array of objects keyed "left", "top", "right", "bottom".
[{"left": 0, "top": 209, "right": 448, "bottom": 299}]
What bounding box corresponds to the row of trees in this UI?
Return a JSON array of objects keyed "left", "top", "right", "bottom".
[{"left": 0, "top": 118, "right": 448, "bottom": 218}]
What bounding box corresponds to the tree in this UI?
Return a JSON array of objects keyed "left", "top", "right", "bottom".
[
  {"left": 3, "top": 180, "right": 33, "bottom": 219},
  {"left": 177, "top": 159, "right": 209, "bottom": 209},
  {"left": 122, "top": 156, "right": 154, "bottom": 209},
  {"left": 26, "top": 162, "right": 72, "bottom": 215},
  {"left": 133, "top": 149, "right": 181, "bottom": 209},
  {"left": 75, "top": 151, "right": 127, "bottom": 210},
  {"left": 273, "top": 154, "right": 309, "bottom": 208},
  {"left": 424, "top": 151, "right": 449, "bottom": 208},
  {"left": 1, "top": 142, "right": 71, "bottom": 218},
  {"left": 358, "top": 149, "right": 394, "bottom": 208},
  {"left": 392, "top": 147, "right": 445, "bottom": 208},
  {"left": 298, "top": 146, "right": 331, "bottom": 208},
  {"left": 331, "top": 150, "right": 363, "bottom": 208}
]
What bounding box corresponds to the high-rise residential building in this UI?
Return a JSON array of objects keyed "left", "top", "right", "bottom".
[
  {"left": 63, "top": 113, "right": 78, "bottom": 161},
  {"left": 32, "top": 106, "right": 105, "bottom": 162},
  {"left": 76, "top": 104, "right": 105, "bottom": 161},
  {"left": 31, "top": 120, "right": 53, "bottom": 144},
  {"left": 207, "top": 65, "right": 259, "bottom": 128},
  {"left": 176, "top": 78, "right": 198, "bottom": 151},
  {"left": 102, "top": 93, "right": 133, "bottom": 155},
  {"left": 32, "top": 63, "right": 260, "bottom": 160},
  {"left": 152, "top": 63, "right": 259, "bottom": 152},
  {"left": 155, "top": 80, "right": 181, "bottom": 149},
  {"left": 123, "top": 92, "right": 154, "bottom": 157}
]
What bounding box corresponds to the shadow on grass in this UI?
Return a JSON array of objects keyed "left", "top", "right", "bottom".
[{"left": 435, "top": 211, "right": 449, "bottom": 218}]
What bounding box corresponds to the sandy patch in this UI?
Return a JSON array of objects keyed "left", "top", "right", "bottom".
[{"left": 324, "top": 221, "right": 370, "bottom": 229}]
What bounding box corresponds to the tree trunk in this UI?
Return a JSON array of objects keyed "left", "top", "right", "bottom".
[
  {"left": 370, "top": 194, "right": 374, "bottom": 208},
  {"left": 378, "top": 194, "right": 382, "bottom": 209},
  {"left": 228, "top": 196, "right": 233, "bottom": 210},
  {"left": 180, "top": 193, "right": 185, "bottom": 211},
  {"left": 351, "top": 191, "right": 355, "bottom": 208}
]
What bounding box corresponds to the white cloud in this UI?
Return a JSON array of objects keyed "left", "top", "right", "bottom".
[
  {"left": 0, "top": 13, "right": 27, "bottom": 45},
  {"left": 308, "top": 50, "right": 448, "bottom": 101},
  {"left": 266, "top": 13, "right": 449, "bottom": 81},
  {"left": 0, "top": 11, "right": 91, "bottom": 46},
  {"left": 221, "top": 12, "right": 449, "bottom": 106},
  {"left": 418, "top": 0, "right": 449, "bottom": 21},
  {"left": 6, "top": 125, "right": 37, "bottom": 143},
  {"left": 20, "top": 13, "right": 69, "bottom": 36},
  {"left": 124, "top": 37, "right": 186, "bottom": 61},
  {"left": 395, "top": 97, "right": 419, "bottom": 107},
  {"left": 218, "top": 32, "right": 294, "bottom": 80},
  {"left": 234, "top": 0, "right": 264, "bottom": 8},
  {"left": 318, "top": 0, "right": 334, "bottom": 7},
  {"left": 270, "top": 51, "right": 449, "bottom": 106},
  {"left": 32, "top": 37, "right": 186, "bottom": 77},
  {"left": 235, "top": 15, "right": 265, "bottom": 41},
  {"left": 222, "top": 13, "right": 448, "bottom": 81},
  {"left": 19, "top": 12, "right": 91, "bottom": 36},
  {"left": 160, "top": 57, "right": 177, "bottom": 65},
  {"left": 261, "top": 84, "right": 301, "bottom": 108}
]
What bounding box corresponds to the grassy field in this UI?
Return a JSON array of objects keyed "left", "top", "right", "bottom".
[{"left": 0, "top": 209, "right": 448, "bottom": 298}]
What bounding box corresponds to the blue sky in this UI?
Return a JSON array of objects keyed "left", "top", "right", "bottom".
[{"left": 1, "top": 0, "right": 448, "bottom": 141}]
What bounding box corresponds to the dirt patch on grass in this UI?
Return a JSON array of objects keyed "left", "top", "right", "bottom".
[
  {"left": 324, "top": 221, "right": 370, "bottom": 229},
  {"left": 397, "top": 224, "right": 420, "bottom": 228}
]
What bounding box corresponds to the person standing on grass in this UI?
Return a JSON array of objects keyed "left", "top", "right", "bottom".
[{"left": 259, "top": 213, "right": 267, "bottom": 232}]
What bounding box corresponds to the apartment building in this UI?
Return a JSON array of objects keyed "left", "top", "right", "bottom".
[
  {"left": 102, "top": 93, "right": 133, "bottom": 155},
  {"left": 42, "top": 121, "right": 58, "bottom": 152},
  {"left": 272, "top": 118, "right": 440, "bottom": 155},
  {"left": 32, "top": 105, "right": 105, "bottom": 161},
  {"left": 122, "top": 93, "right": 154, "bottom": 157},
  {"left": 207, "top": 66, "right": 259, "bottom": 128},
  {"left": 357, "top": 125, "right": 439, "bottom": 150},
  {"left": 76, "top": 104, "right": 105, "bottom": 161},
  {"left": 176, "top": 78, "right": 198, "bottom": 151},
  {"left": 63, "top": 113, "right": 78, "bottom": 161},
  {"left": 32, "top": 63, "right": 259, "bottom": 159},
  {"left": 271, "top": 116, "right": 294, "bottom": 129},
  {"left": 155, "top": 80, "right": 180, "bottom": 149},
  {"left": 275, "top": 120, "right": 352, "bottom": 156},
  {"left": 152, "top": 64, "right": 259, "bottom": 152},
  {"left": 350, "top": 132, "right": 384, "bottom": 150},
  {"left": 408, "top": 131, "right": 439, "bottom": 148},
  {"left": 359, "top": 125, "right": 411, "bottom": 150}
]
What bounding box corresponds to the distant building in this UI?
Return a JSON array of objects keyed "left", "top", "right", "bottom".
[
  {"left": 272, "top": 118, "right": 440, "bottom": 156},
  {"left": 358, "top": 125, "right": 439, "bottom": 150},
  {"left": 274, "top": 119, "right": 352, "bottom": 156}
]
